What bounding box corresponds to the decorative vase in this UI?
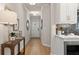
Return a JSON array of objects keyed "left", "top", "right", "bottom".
[
  {"left": 10, "top": 37, "right": 15, "bottom": 40},
  {"left": 58, "top": 31, "right": 62, "bottom": 35}
]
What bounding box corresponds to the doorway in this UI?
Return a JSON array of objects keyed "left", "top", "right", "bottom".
[{"left": 30, "top": 15, "right": 41, "bottom": 39}]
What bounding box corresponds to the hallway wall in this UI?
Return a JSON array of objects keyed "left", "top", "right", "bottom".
[
  {"left": 0, "top": 4, "right": 13, "bottom": 45},
  {"left": 24, "top": 7, "right": 31, "bottom": 44},
  {"left": 0, "top": 24, "right": 8, "bottom": 44},
  {"left": 6, "top": 3, "right": 25, "bottom": 36},
  {"left": 6, "top": 3, "right": 53, "bottom": 48},
  {"left": 50, "top": 4, "right": 57, "bottom": 54},
  {"left": 0, "top": 3, "right": 56, "bottom": 50},
  {"left": 41, "top": 4, "right": 51, "bottom": 47},
  {"left": 6, "top": 3, "right": 31, "bottom": 45},
  {"left": 15, "top": 4, "right": 31, "bottom": 45}
]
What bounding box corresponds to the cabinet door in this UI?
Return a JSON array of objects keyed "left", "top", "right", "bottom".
[
  {"left": 54, "top": 3, "right": 77, "bottom": 24},
  {"left": 54, "top": 4, "right": 67, "bottom": 24},
  {"left": 67, "top": 4, "right": 77, "bottom": 24},
  {"left": 60, "top": 4, "right": 67, "bottom": 24}
]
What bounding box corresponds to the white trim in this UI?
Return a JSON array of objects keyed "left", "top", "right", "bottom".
[{"left": 42, "top": 42, "right": 51, "bottom": 47}]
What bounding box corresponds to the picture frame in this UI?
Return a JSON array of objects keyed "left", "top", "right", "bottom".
[
  {"left": 13, "top": 24, "right": 18, "bottom": 31},
  {"left": 13, "top": 19, "right": 19, "bottom": 31}
]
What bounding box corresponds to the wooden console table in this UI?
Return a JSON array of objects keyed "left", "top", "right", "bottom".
[{"left": 1, "top": 37, "right": 25, "bottom": 55}]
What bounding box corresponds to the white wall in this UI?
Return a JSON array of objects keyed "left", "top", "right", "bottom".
[
  {"left": 77, "top": 3, "right": 79, "bottom": 9},
  {"left": 14, "top": 4, "right": 31, "bottom": 45},
  {"left": 6, "top": 3, "right": 18, "bottom": 12},
  {"left": 16, "top": 4, "right": 25, "bottom": 37},
  {"left": 50, "top": 4, "right": 57, "bottom": 54},
  {"left": 24, "top": 7, "right": 31, "bottom": 44},
  {"left": 0, "top": 4, "right": 9, "bottom": 45},
  {"left": 5, "top": 3, "right": 31, "bottom": 45},
  {"left": 0, "top": 3, "right": 5, "bottom": 10},
  {"left": 41, "top": 4, "right": 51, "bottom": 47},
  {"left": 0, "top": 24, "right": 8, "bottom": 44},
  {"left": 0, "top": 4, "right": 31, "bottom": 54},
  {"left": 6, "top": 3, "right": 25, "bottom": 36}
]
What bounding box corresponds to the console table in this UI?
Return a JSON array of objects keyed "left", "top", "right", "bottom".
[{"left": 1, "top": 37, "right": 25, "bottom": 55}]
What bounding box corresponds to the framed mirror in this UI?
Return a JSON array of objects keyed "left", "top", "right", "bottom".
[
  {"left": 41, "top": 19, "right": 43, "bottom": 29},
  {"left": 26, "top": 20, "right": 29, "bottom": 30}
]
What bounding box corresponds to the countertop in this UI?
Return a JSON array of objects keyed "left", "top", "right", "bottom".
[
  {"left": 56, "top": 35, "right": 79, "bottom": 38},
  {"left": 55, "top": 35, "right": 79, "bottom": 41}
]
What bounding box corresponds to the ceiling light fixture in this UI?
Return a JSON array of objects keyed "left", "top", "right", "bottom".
[
  {"left": 30, "top": 11, "right": 40, "bottom": 16},
  {"left": 29, "top": 3, "right": 36, "bottom": 5}
]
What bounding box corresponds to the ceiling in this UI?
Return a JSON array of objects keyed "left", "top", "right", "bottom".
[{"left": 24, "top": 3, "right": 42, "bottom": 11}]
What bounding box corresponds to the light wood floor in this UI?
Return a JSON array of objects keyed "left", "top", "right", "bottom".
[
  {"left": 25, "top": 38, "right": 50, "bottom": 55},
  {"left": 0, "top": 39, "right": 50, "bottom": 55}
]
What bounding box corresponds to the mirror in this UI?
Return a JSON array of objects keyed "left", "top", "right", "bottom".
[
  {"left": 26, "top": 20, "right": 29, "bottom": 30},
  {"left": 41, "top": 19, "right": 43, "bottom": 29}
]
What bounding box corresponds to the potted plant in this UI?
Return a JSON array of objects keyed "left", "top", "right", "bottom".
[{"left": 10, "top": 32, "right": 16, "bottom": 40}]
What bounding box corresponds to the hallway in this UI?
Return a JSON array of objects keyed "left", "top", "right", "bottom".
[{"left": 25, "top": 39, "right": 50, "bottom": 55}]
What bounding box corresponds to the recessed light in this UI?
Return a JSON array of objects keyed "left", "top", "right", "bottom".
[{"left": 29, "top": 3, "right": 36, "bottom": 5}]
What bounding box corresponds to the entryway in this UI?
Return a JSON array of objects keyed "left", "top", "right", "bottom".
[
  {"left": 30, "top": 15, "right": 41, "bottom": 39},
  {"left": 23, "top": 3, "right": 51, "bottom": 55}
]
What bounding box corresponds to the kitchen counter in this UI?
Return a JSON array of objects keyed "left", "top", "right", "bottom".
[
  {"left": 55, "top": 35, "right": 79, "bottom": 41},
  {"left": 56, "top": 35, "right": 79, "bottom": 38},
  {"left": 52, "top": 35, "right": 79, "bottom": 55}
]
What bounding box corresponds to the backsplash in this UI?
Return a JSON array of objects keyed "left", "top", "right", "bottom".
[
  {"left": 56, "top": 24, "right": 79, "bottom": 35},
  {"left": 70, "top": 24, "right": 79, "bottom": 35}
]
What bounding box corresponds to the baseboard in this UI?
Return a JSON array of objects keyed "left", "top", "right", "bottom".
[
  {"left": 30, "top": 37, "right": 40, "bottom": 39},
  {"left": 50, "top": 50, "right": 53, "bottom": 55},
  {"left": 25, "top": 38, "right": 31, "bottom": 46},
  {"left": 42, "top": 43, "right": 51, "bottom": 48}
]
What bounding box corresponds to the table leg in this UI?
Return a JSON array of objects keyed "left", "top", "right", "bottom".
[
  {"left": 1, "top": 45, "right": 4, "bottom": 55},
  {"left": 23, "top": 38, "right": 25, "bottom": 54},
  {"left": 11, "top": 47, "right": 14, "bottom": 55},
  {"left": 18, "top": 43, "right": 20, "bottom": 54}
]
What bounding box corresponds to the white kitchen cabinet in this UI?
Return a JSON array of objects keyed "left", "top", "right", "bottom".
[
  {"left": 52, "top": 35, "right": 79, "bottom": 55},
  {"left": 54, "top": 3, "right": 77, "bottom": 24}
]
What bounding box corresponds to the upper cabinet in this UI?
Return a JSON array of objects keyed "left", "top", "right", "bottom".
[{"left": 53, "top": 3, "right": 77, "bottom": 24}]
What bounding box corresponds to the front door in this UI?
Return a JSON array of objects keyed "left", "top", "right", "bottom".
[{"left": 30, "top": 16, "right": 41, "bottom": 38}]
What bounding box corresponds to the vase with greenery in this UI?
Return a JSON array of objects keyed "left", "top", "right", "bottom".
[{"left": 10, "top": 32, "right": 16, "bottom": 40}]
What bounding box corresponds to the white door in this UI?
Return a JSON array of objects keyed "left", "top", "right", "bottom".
[
  {"left": 30, "top": 16, "right": 41, "bottom": 38},
  {"left": 31, "top": 22, "right": 40, "bottom": 37}
]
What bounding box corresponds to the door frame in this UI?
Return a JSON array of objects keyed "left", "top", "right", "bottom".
[{"left": 30, "top": 15, "right": 41, "bottom": 39}]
